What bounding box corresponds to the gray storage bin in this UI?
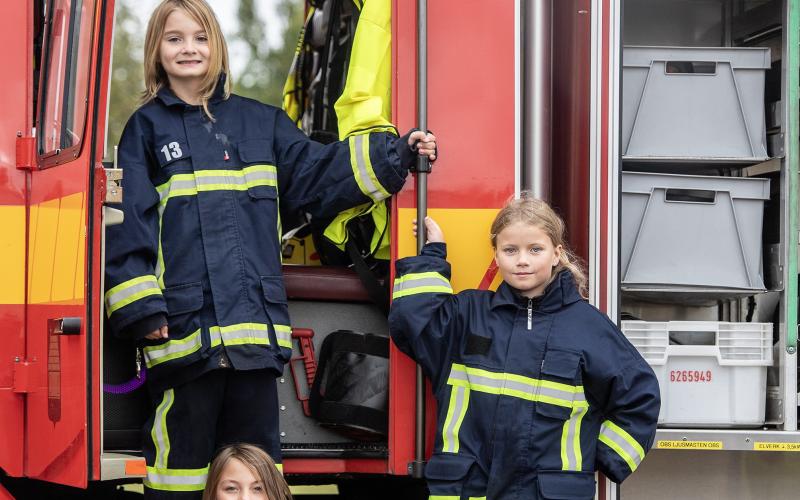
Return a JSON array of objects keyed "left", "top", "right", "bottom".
[
  {"left": 623, "top": 46, "right": 770, "bottom": 162},
  {"left": 621, "top": 172, "right": 770, "bottom": 294}
]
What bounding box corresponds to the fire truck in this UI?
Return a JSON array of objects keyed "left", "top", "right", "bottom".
[{"left": 1, "top": 0, "right": 798, "bottom": 498}]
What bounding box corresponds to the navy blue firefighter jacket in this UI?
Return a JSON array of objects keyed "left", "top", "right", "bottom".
[
  {"left": 105, "top": 82, "right": 417, "bottom": 392},
  {"left": 388, "top": 243, "right": 660, "bottom": 500}
]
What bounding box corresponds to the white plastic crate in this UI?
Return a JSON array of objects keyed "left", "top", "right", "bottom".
[
  {"left": 622, "top": 46, "right": 770, "bottom": 162},
  {"left": 621, "top": 321, "right": 773, "bottom": 428}
]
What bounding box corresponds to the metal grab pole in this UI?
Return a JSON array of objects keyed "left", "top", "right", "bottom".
[
  {"left": 411, "top": 0, "right": 430, "bottom": 480},
  {"left": 522, "top": 0, "right": 552, "bottom": 199}
]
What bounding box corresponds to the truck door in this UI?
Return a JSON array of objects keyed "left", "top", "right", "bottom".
[
  {"left": 23, "top": 0, "right": 103, "bottom": 488},
  {"left": 0, "top": 0, "right": 37, "bottom": 482}
]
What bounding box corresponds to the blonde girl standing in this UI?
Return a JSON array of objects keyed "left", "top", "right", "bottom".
[
  {"left": 389, "top": 195, "right": 659, "bottom": 499},
  {"left": 104, "top": 1, "right": 435, "bottom": 498}
]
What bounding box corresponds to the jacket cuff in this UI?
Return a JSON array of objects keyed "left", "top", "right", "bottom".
[
  {"left": 421, "top": 242, "right": 447, "bottom": 259},
  {"left": 118, "top": 313, "right": 167, "bottom": 340},
  {"left": 395, "top": 130, "right": 419, "bottom": 172}
]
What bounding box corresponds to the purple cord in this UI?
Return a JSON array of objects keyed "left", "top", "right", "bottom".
[{"left": 104, "top": 365, "right": 146, "bottom": 394}]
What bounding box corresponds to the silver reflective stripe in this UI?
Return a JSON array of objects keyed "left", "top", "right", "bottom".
[
  {"left": 105, "top": 276, "right": 162, "bottom": 315},
  {"left": 159, "top": 178, "right": 196, "bottom": 201},
  {"left": 538, "top": 384, "right": 577, "bottom": 407},
  {"left": 392, "top": 275, "right": 453, "bottom": 298},
  {"left": 441, "top": 384, "right": 470, "bottom": 454},
  {"left": 243, "top": 167, "right": 277, "bottom": 185},
  {"left": 210, "top": 326, "right": 222, "bottom": 347},
  {"left": 145, "top": 466, "right": 208, "bottom": 491},
  {"left": 561, "top": 405, "right": 587, "bottom": 471},
  {"left": 146, "top": 470, "right": 207, "bottom": 486},
  {"left": 448, "top": 364, "right": 582, "bottom": 407},
  {"left": 392, "top": 272, "right": 453, "bottom": 299},
  {"left": 156, "top": 167, "right": 277, "bottom": 204},
  {"left": 218, "top": 323, "right": 270, "bottom": 346},
  {"left": 599, "top": 420, "right": 645, "bottom": 472},
  {"left": 352, "top": 135, "right": 390, "bottom": 202},
  {"left": 107, "top": 280, "right": 157, "bottom": 308},
  {"left": 143, "top": 329, "right": 203, "bottom": 368},
  {"left": 152, "top": 389, "right": 174, "bottom": 470},
  {"left": 274, "top": 324, "right": 292, "bottom": 349}
]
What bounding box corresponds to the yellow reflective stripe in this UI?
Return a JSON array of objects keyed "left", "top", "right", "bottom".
[
  {"left": 448, "top": 363, "right": 587, "bottom": 409},
  {"left": 441, "top": 384, "right": 470, "bottom": 454},
  {"left": 156, "top": 166, "right": 278, "bottom": 206},
  {"left": 144, "top": 465, "right": 208, "bottom": 492},
  {"left": 213, "top": 323, "right": 271, "bottom": 346},
  {"left": 144, "top": 322, "right": 289, "bottom": 369},
  {"left": 275, "top": 463, "right": 284, "bottom": 474},
  {"left": 428, "top": 497, "right": 485, "bottom": 500},
  {"left": 561, "top": 405, "right": 587, "bottom": 471},
  {"left": 274, "top": 324, "right": 293, "bottom": 349},
  {"left": 599, "top": 420, "right": 645, "bottom": 472},
  {"left": 105, "top": 275, "right": 162, "bottom": 315},
  {"left": 349, "top": 134, "right": 390, "bottom": 202},
  {"left": 151, "top": 389, "right": 174, "bottom": 470},
  {"left": 156, "top": 202, "right": 166, "bottom": 288},
  {"left": 392, "top": 271, "right": 453, "bottom": 299},
  {"left": 143, "top": 329, "right": 203, "bottom": 368}
]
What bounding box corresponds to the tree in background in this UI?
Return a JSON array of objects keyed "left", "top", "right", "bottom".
[
  {"left": 105, "top": 0, "right": 304, "bottom": 160},
  {"left": 233, "top": 0, "right": 303, "bottom": 105},
  {"left": 106, "top": 2, "right": 144, "bottom": 161}
]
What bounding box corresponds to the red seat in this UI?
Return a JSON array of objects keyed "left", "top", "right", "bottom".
[{"left": 282, "top": 265, "right": 376, "bottom": 303}]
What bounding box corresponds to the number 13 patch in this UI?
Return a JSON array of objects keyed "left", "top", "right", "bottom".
[{"left": 160, "top": 141, "right": 184, "bottom": 162}]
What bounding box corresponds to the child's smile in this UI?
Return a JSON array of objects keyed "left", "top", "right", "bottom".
[
  {"left": 494, "top": 221, "right": 562, "bottom": 298},
  {"left": 159, "top": 8, "right": 210, "bottom": 89}
]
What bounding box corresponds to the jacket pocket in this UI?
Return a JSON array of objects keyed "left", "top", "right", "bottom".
[
  {"left": 238, "top": 139, "right": 279, "bottom": 200},
  {"left": 163, "top": 281, "right": 204, "bottom": 334},
  {"left": 425, "top": 454, "right": 481, "bottom": 498},
  {"left": 260, "top": 276, "right": 291, "bottom": 359},
  {"left": 142, "top": 282, "right": 206, "bottom": 371},
  {"left": 248, "top": 184, "right": 278, "bottom": 200},
  {"left": 238, "top": 139, "right": 274, "bottom": 164},
  {"left": 163, "top": 281, "right": 203, "bottom": 316},
  {"left": 536, "top": 348, "right": 584, "bottom": 420},
  {"left": 537, "top": 470, "right": 596, "bottom": 500}
]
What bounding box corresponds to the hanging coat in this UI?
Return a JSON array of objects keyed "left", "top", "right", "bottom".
[{"left": 283, "top": 0, "right": 395, "bottom": 261}]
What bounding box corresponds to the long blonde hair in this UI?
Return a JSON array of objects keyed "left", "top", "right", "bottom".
[
  {"left": 203, "top": 444, "right": 292, "bottom": 500},
  {"left": 490, "top": 193, "right": 588, "bottom": 298},
  {"left": 141, "top": 0, "right": 231, "bottom": 119}
]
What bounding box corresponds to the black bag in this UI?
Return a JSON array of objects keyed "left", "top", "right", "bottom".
[
  {"left": 103, "top": 331, "right": 149, "bottom": 451},
  {"left": 309, "top": 330, "right": 389, "bottom": 440}
]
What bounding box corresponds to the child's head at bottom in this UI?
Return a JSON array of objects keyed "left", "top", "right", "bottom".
[
  {"left": 203, "top": 444, "right": 292, "bottom": 500},
  {"left": 490, "top": 193, "right": 587, "bottom": 298}
]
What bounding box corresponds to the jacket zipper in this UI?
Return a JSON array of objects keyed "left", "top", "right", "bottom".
[{"left": 527, "top": 298, "right": 533, "bottom": 330}]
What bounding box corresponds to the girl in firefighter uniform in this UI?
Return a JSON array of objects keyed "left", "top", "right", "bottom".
[
  {"left": 104, "top": 0, "right": 435, "bottom": 498},
  {"left": 389, "top": 196, "right": 660, "bottom": 500}
]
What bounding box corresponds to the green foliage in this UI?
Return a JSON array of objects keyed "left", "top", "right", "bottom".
[
  {"left": 105, "top": 2, "right": 145, "bottom": 161},
  {"left": 232, "top": 0, "right": 304, "bottom": 106}
]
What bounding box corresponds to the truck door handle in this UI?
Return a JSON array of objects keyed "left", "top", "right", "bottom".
[{"left": 48, "top": 317, "right": 82, "bottom": 335}]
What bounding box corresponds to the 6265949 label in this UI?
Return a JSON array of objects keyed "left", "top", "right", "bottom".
[{"left": 669, "top": 370, "right": 712, "bottom": 383}]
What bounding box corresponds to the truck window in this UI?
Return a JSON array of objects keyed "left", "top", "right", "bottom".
[{"left": 38, "top": 0, "right": 95, "bottom": 158}]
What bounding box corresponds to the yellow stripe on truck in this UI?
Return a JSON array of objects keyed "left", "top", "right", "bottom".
[
  {"left": 0, "top": 205, "right": 26, "bottom": 304},
  {"left": 397, "top": 208, "right": 503, "bottom": 292}
]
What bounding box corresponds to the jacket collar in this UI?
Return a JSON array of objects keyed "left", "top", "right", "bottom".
[
  {"left": 156, "top": 73, "right": 228, "bottom": 108},
  {"left": 490, "top": 269, "right": 583, "bottom": 312}
]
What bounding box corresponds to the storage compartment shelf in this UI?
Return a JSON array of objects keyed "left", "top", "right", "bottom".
[{"left": 654, "top": 429, "right": 800, "bottom": 452}]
